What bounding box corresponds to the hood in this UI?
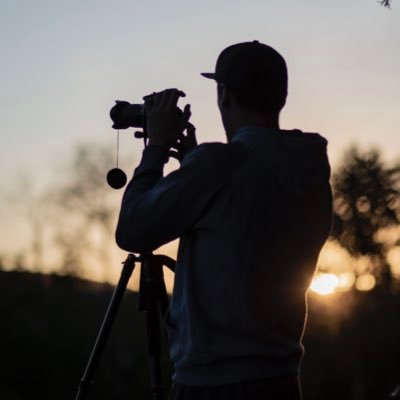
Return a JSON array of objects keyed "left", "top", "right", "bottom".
[{"left": 232, "top": 127, "right": 331, "bottom": 200}]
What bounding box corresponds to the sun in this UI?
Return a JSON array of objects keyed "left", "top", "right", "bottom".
[{"left": 310, "top": 273, "right": 339, "bottom": 295}]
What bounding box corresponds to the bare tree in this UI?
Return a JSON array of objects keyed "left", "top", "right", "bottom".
[
  {"left": 2, "top": 174, "right": 50, "bottom": 271},
  {"left": 51, "top": 142, "right": 122, "bottom": 279}
]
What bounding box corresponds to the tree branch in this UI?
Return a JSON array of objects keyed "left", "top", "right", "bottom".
[{"left": 380, "top": 0, "right": 392, "bottom": 8}]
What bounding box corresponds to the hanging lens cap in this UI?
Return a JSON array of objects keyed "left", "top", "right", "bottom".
[{"left": 107, "top": 168, "right": 127, "bottom": 189}]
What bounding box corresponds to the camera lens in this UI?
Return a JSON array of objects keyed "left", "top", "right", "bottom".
[{"left": 110, "top": 101, "right": 145, "bottom": 129}]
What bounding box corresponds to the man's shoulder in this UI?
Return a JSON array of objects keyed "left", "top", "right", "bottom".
[{"left": 183, "top": 141, "right": 251, "bottom": 166}]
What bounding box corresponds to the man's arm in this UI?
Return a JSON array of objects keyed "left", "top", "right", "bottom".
[
  {"left": 116, "top": 88, "right": 203, "bottom": 252},
  {"left": 115, "top": 142, "right": 221, "bottom": 253}
]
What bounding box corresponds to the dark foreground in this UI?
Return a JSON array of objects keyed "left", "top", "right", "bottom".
[{"left": 1, "top": 270, "right": 399, "bottom": 400}]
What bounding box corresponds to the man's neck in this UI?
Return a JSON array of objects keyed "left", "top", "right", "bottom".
[{"left": 226, "top": 115, "right": 280, "bottom": 141}]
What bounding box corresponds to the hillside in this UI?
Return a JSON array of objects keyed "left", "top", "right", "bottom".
[
  {"left": 0, "top": 270, "right": 171, "bottom": 400},
  {"left": 1, "top": 270, "right": 400, "bottom": 399}
]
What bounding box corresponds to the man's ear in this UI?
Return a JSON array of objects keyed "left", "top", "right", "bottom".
[{"left": 217, "top": 82, "right": 230, "bottom": 108}]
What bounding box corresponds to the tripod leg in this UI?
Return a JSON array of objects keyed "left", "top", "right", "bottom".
[
  {"left": 146, "top": 302, "right": 163, "bottom": 400},
  {"left": 75, "top": 254, "right": 137, "bottom": 400},
  {"left": 139, "top": 256, "right": 166, "bottom": 400}
]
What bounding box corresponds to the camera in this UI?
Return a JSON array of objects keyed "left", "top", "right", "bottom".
[
  {"left": 110, "top": 91, "right": 183, "bottom": 131},
  {"left": 107, "top": 91, "right": 186, "bottom": 189},
  {"left": 107, "top": 97, "right": 156, "bottom": 190}
]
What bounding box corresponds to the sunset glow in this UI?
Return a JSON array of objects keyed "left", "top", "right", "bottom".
[
  {"left": 387, "top": 246, "right": 400, "bottom": 279},
  {"left": 311, "top": 240, "right": 384, "bottom": 296},
  {"left": 310, "top": 273, "right": 339, "bottom": 296},
  {"left": 355, "top": 274, "right": 376, "bottom": 292},
  {"left": 310, "top": 270, "right": 378, "bottom": 296},
  {"left": 336, "top": 272, "right": 356, "bottom": 291}
]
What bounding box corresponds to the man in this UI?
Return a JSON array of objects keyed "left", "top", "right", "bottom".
[{"left": 116, "top": 41, "right": 332, "bottom": 399}]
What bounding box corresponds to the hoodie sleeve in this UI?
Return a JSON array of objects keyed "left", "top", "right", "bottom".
[{"left": 115, "top": 144, "right": 223, "bottom": 253}]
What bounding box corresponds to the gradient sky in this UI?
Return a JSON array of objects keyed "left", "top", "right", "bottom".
[{"left": 1, "top": 0, "right": 399, "bottom": 267}]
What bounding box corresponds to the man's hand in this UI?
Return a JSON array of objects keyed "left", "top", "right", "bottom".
[
  {"left": 144, "top": 89, "right": 191, "bottom": 148},
  {"left": 174, "top": 122, "right": 198, "bottom": 161}
]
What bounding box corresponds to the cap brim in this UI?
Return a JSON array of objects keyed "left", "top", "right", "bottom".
[{"left": 201, "top": 72, "right": 216, "bottom": 80}]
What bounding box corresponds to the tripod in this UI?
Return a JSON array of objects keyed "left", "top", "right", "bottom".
[{"left": 74, "top": 253, "right": 175, "bottom": 400}]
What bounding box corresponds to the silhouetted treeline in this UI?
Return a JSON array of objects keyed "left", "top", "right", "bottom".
[{"left": 1, "top": 270, "right": 400, "bottom": 400}]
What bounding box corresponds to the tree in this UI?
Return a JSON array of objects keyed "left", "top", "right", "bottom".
[
  {"left": 2, "top": 174, "right": 50, "bottom": 271},
  {"left": 331, "top": 146, "right": 400, "bottom": 291},
  {"left": 2, "top": 142, "right": 127, "bottom": 280},
  {"left": 51, "top": 142, "right": 122, "bottom": 279}
]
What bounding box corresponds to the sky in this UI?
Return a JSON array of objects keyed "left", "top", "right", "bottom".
[{"left": 0, "top": 0, "right": 399, "bottom": 279}]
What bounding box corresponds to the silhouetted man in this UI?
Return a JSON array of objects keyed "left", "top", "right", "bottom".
[{"left": 116, "top": 41, "right": 332, "bottom": 400}]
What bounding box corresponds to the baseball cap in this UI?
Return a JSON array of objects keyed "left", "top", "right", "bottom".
[{"left": 201, "top": 40, "right": 287, "bottom": 93}]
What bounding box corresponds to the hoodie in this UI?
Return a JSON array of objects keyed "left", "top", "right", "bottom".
[{"left": 116, "top": 126, "right": 332, "bottom": 386}]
